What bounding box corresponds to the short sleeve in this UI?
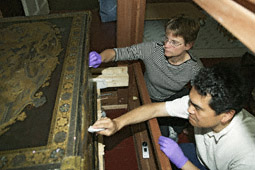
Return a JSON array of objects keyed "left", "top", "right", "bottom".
[{"left": 165, "top": 95, "right": 189, "bottom": 119}]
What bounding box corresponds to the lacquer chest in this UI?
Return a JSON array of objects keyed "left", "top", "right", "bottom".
[{"left": 0, "top": 11, "right": 99, "bottom": 170}]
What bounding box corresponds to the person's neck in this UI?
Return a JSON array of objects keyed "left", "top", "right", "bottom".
[
  {"left": 212, "top": 121, "right": 231, "bottom": 133},
  {"left": 167, "top": 51, "right": 190, "bottom": 65}
]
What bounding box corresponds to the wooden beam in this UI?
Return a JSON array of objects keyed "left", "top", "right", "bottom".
[
  {"left": 133, "top": 62, "right": 172, "bottom": 170},
  {"left": 102, "top": 104, "right": 128, "bottom": 110},
  {"left": 91, "top": 66, "right": 128, "bottom": 75},
  {"left": 193, "top": 0, "right": 255, "bottom": 53},
  {"left": 96, "top": 88, "right": 105, "bottom": 170},
  {"left": 128, "top": 64, "right": 158, "bottom": 170},
  {"left": 117, "top": 0, "right": 146, "bottom": 47},
  {"left": 233, "top": 0, "right": 255, "bottom": 12}
]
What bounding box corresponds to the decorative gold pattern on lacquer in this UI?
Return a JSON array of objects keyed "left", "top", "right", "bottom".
[
  {"left": 0, "top": 12, "right": 90, "bottom": 169},
  {"left": 60, "top": 156, "right": 82, "bottom": 170},
  {"left": 0, "top": 21, "right": 63, "bottom": 134},
  {"left": 0, "top": 112, "right": 27, "bottom": 136}
]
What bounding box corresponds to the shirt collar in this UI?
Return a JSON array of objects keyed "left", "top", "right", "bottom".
[{"left": 207, "top": 111, "right": 241, "bottom": 142}]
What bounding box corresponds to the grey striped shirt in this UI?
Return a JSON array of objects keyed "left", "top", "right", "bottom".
[{"left": 114, "top": 41, "right": 203, "bottom": 101}]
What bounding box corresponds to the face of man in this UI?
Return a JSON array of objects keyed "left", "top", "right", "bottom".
[
  {"left": 164, "top": 31, "right": 192, "bottom": 57},
  {"left": 188, "top": 87, "right": 226, "bottom": 132}
]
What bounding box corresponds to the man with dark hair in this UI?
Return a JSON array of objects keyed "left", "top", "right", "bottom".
[{"left": 91, "top": 64, "right": 255, "bottom": 170}]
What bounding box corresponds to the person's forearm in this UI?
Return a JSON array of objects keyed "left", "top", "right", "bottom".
[
  {"left": 181, "top": 160, "right": 200, "bottom": 170},
  {"left": 114, "top": 102, "right": 168, "bottom": 131},
  {"left": 100, "top": 49, "right": 116, "bottom": 62}
]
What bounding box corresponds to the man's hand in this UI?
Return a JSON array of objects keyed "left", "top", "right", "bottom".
[
  {"left": 158, "top": 136, "right": 188, "bottom": 169},
  {"left": 91, "top": 117, "right": 118, "bottom": 136},
  {"left": 89, "top": 51, "right": 102, "bottom": 68}
]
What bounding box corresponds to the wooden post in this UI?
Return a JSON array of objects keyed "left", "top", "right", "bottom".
[{"left": 117, "top": 0, "right": 146, "bottom": 48}]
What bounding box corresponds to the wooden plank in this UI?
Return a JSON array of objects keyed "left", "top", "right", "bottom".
[
  {"left": 132, "top": 62, "right": 172, "bottom": 170},
  {"left": 93, "top": 76, "right": 128, "bottom": 88},
  {"left": 193, "top": 0, "right": 255, "bottom": 53},
  {"left": 128, "top": 64, "right": 158, "bottom": 170},
  {"left": 101, "top": 66, "right": 128, "bottom": 75},
  {"left": 233, "top": 0, "right": 255, "bottom": 12},
  {"left": 91, "top": 66, "right": 128, "bottom": 75},
  {"left": 97, "top": 88, "right": 105, "bottom": 170},
  {"left": 92, "top": 66, "right": 129, "bottom": 88},
  {"left": 102, "top": 104, "right": 128, "bottom": 110}
]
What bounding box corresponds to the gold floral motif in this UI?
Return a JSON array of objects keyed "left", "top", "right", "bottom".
[
  {"left": 29, "top": 151, "right": 47, "bottom": 164},
  {"left": 0, "top": 21, "right": 63, "bottom": 134}
]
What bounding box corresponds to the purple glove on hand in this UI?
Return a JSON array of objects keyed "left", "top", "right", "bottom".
[
  {"left": 158, "top": 136, "right": 188, "bottom": 169},
  {"left": 89, "top": 51, "right": 102, "bottom": 68}
]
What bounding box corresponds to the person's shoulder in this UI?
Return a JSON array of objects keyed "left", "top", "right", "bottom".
[
  {"left": 130, "top": 41, "right": 156, "bottom": 48},
  {"left": 187, "top": 51, "right": 198, "bottom": 61},
  {"left": 239, "top": 109, "right": 255, "bottom": 124},
  {"left": 231, "top": 109, "right": 255, "bottom": 141},
  {"left": 141, "top": 41, "right": 162, "bottom": 47},
  {"left": 136, "top": 41, "right": 164, "bottom": 52},
  {"left": 187, "top": 52, "right": 204, "bottom": 68},
  {"left": 165, "top": 95, "right": 189, "bottom": 105}
]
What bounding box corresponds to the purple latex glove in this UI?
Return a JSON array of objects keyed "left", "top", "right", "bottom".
[
  {"left": 89, "top": 51, "right": 102, "bottom": 68},
  {"left": 158, "top": 136, "right": 188, "bottom": 169}
]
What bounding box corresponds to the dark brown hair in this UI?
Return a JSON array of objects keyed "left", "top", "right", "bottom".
[{"left": 166, "top": 15, "right": 200, "bottom": 44}]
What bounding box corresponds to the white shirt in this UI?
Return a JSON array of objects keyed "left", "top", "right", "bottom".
[{"left": 165, "top": 95, "right": 255, "bottom": 170}]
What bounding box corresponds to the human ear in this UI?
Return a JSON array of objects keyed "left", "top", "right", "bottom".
[
  {"left": 185, "top": 42, "right": 194, "bottom": 50},
  {"left": 221, "top": 110, "right": 235, "bottom": 124}
]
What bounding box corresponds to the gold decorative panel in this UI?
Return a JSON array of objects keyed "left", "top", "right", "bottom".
[{"left": 0, "top": 11, "right": 97, "bottom": 170}]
